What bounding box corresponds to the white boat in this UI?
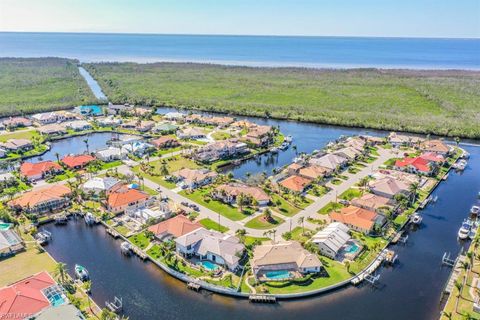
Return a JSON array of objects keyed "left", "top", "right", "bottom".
[
  {"left": 285, "top": 135, "right": 293, "bottom": 143},
  {"left": 35, "top": 230, "right": 52, "bottom": 245},
  {"left": 458, "top": 222, "right": 472, "bottom": 240},
  {"left": 75, "top": 264, "right": 89, "bottom": 281},
  {"left": 278, "top": 142, "right": 289, "bottom": 150},
  {"left": 270, "top": 147, "right": 279, "bottom": 153},
  {"left": 84, "top": 212, "right": 96, "bottom": 225},
  {"left": 471, "top": 206, "right": 480, "bottom": 215},
  {"left": 120, "top": 241, "right": 132, "bottom": 255},
  {"left": 469, "top": 228, "right": 477, "bottom": 240},
  {"left": 411, "top": 214, "right": 423, "bottom": 225}
]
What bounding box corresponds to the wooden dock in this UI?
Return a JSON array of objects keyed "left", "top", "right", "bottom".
[
  {"left": 106, "top": 228, "right": 120, "bottom": 238},
  {"left": 131, "top": 246, "right": 147, "bottom": 260},
  {"left": 187, "top": 282, "right": 201, "bottom": 291},
  {"left": 444, "top": 255, "right": 466, "bottom": 294},
  {"left": 249, "top": 295, "right": 277, "bottom": 303}
]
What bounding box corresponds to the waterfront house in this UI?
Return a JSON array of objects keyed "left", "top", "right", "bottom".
[
  {"left": 388, "top": 132, "right": 423, "bottom": 147},
  {"left": 279, "top": 175, "right": 312, "bottom": 193},
  {"left": 185, "top": 114, "right": 206, "bottom": 124},
  {"left": 193, "top": 140, "right": 249, "bottom": 163},
  {"left": 329, "top": 206, "right": 380, "bottom": 234},
  {"left": 163, "top": 112, "right": 185, "bottom": 121},
  {"left": 351, "top": 193, "right": 394, "bottom": 213},
  {"left": 394, "top": 156, "right": 436, "bottom": 176},
  {"left": 0, "top": 224, "right": 24, "bottom": 257},
  {"left": 372, "top": 169, "right": 420, "bottom": 187},
  {"left": 419, "top": 152, "right": 446, "bottom": 164},
  {"left": 204, "top": 116, "right": 235, "bottom": 127},
  {"left": 0, "top": 271, "right": 74, "bottom": 319},
  {"left": 251, "top": 241, "right": 322, "bottom": 279},
  {"left": 64, "top": 120, "right": 92, "bottom": 131},
  {"left": 0, "top": 172, "right": 15, "bottom": 183},
  {"left": 20, "top": 161, "right": 63, "bottom": 181},
  {"left": 61, "top": 154, "right": 96, "bottom": 170},
  {"left": 333, "top": 146, "right": 362, "bottom": 161},
  {"left": 120, "top": 141, "right": 154, "bottom": 157},
  {"left": 175, "top": 228, "right": 245, "bottom": 271},
  {"left": 37, "top": 124, "right": 67, "bottom": 136},
  {"left": 126, "top": 202, "right": 172, "bottom": 224},
  {"left": 151, "top": 136, "right": 180, "bottom": 149},
  {"left": 344, "top": 136, "right": 367, "bottom": 151},
  {"left": 121, "top": 120, "right": 155, "bottom": 132},
  {"left": 109, "top": 134, "right": 144, "bottom": 147},
  {"left": 213, "top": 183, "right": 271, "bottom": 206},
  {"left": 309, "top": 153, "right": 348, "bottom": 171},
  {"left": 298, "top": 165, "right": 331, "bottom": 180},
  {"left": 95, "top": 147, "right": 123, "bottom": 162},
  {"left": 31, "top": 112, "right": 58, "bottom": 125},
  {"left": 82, "top": 177, "right": 122, "bottom": 196},
  {"left": 97, "top": 116, "right": 122, "bottom": 127},
  {"left": 2, "top": 117, "right": 32, "bottom": 129},
  {"left": 244, "top": 125, "right": 273, "bottom": 147},
  {"left": 230, "top": 120, "right": 256, "bottom": 130},
  {"left": 107, "top": 102, "right": 134, "bottom": 115},
  {"left": 0, "top": 139, "right": 33, "bottom": 152},
  {"left": 368, "top": 177, "right": 410, "bottom": 199},
  {"left": 171, "top": 168, "right": 218, "bottom": 189},
  {"left": 148, "top": 215, "right": 202, "bottom": 241},
  {"left": 419, "top": 139, "right": 451, "bottom": 156},
  {"left": 133, "top": 106, "right": 152, "bottom": 116},
  {"left": 177, "top": 127, "right": 206, "bottom": 140},
  {"left": 0, "top": 147, "right": 6, "bottom": 158},
  {"left": 152, "top": 123, "right": 179, "bottom": 134},
  {"left": 107, "top": 186, "right": 152, "bottom": 214},
  {"left": 54, "top": 110, "right": 79, "bottom": 122},
  {"left": 8, "top": 185, "right": 71, "bottom": 215},
  {"left": 312, "top": 222, "right": 360, "bottom": 260}
]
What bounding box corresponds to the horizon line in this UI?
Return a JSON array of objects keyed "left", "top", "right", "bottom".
[{"left": 1, "top": 30, "right": 479, "bottom": 40}]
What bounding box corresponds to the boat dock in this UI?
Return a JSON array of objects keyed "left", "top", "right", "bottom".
[
  {"left": 187, "top": 282, "right": 201, "bottom": 291},
  {"left": 106, "top": 228, "right": 120, "bottom": 238},
  {"left": 249, "top": 295, "right": 277, "bottom": 303},
  {"left": 105, "top": 296, "right": 123, "bottom": 313},
  {"left": 131, "top": 246, "right": 147, "bottom": 260},
  {"left": 443, "top": 255, "right": 466, "bottom": 294},
  {"left": 384, "top": 249, "right": 398, "bottom": 265},
  {"left": 391, "top": 230, "right": 408, "bottom": 245}
]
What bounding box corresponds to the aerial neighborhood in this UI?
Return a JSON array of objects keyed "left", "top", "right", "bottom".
[{"left": 0, "top": 102, "right": 465, "bottom": 319}]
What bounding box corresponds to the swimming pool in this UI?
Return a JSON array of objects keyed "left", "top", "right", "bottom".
[
  {"left": 264, "top": 270, "right": 293, "bottom": 280},
  {"left": 80, "top": 105, "right": 103, "bottom": 116},
  {"left": 343, "top": 243, "right": 360, "bottom": 254},
  {"left": 43, "top": 285, "right": 67, "bottom": 307},
  {"left": 0, "top": 222, "right": 12, "bottom": 231},
  {"left": 197, "top": 261, "right": 220, "bottom": 271}
]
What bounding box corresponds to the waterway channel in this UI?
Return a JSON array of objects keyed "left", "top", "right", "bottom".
[{"left": 39, "top": 109, "right": 480, "bottom": 320}]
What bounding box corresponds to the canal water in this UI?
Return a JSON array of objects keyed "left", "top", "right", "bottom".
[
  {"left": 30, "top": 132, "right": 120, "bottom": 162},
  {"left": 39, "top": 109, "right": 480, "bottom": 319},
  {"left": 78, "top": 66, "right": 108, "bottom": 101}
]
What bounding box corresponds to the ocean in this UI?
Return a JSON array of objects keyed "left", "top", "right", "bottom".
[{"left": 0, "top": 32, "right": 479, "bottom": 69}]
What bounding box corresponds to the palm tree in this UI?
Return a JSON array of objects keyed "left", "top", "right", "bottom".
[
  {"left": 359, "top": 177, "right": 369, "bottom": 194},
  {"left": 54, "top": 262, "right": 68, "bottom": 284},
  {"left": 298, "top": 216, "right": 305, "bottom": 235},
  {"left": 83, "top": 139, "right": 89, "bottom": 154},
  {"left": 100, "top": 308, "right": 117, "bottom": 320},
  {"left": 408, "top": 182, "right": 419, "bottom": 205},
  {"left": 454, "top": 280, "right": 463, "bottom": 313},
  {"left": 55, "top": 152, "right": 60, "bottom": 163},
  {"left": 441, "top": 311, "right": 452, "bottom": 319}
]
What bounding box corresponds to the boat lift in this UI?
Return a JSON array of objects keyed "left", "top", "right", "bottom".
[
  {"left": 105, "top": 296, "right": 123, "bottom": 313},
  {"left": 442, "top": 252, "right": 458, "bottom": 267},
  {"left": 364, "top": 273, "right": 380, "bottom": 286}
]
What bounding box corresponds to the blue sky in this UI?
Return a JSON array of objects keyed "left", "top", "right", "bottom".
[{"left": 0, "top": 0, "right": 478, "bottom": 38}]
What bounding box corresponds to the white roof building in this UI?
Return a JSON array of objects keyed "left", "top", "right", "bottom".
[
  {"left": 312, "top": 222, "right": 351, "bottom": 259},
  {"left": 95, "top": 147, "right": 123, "bottom": 162},
  {"left": 82, "top": 177, "right": 121, "bottom": 195},
  {"left": 121, "top": 141, "right": 153, "bottom": 156},
  {"left": 163, "top": 112, "right": 185, "bottom": 120},
  {"left": 64, "top": 120, "right": 92, "bottom": 131},
  {"left": 126, "top": 202, "right": 172, "bottom": 224},
  {"left": 309, "top": 153, "right": 348, "bottom": 170}
]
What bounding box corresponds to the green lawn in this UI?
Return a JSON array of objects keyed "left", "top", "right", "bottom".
[
  {"left": 339, "top": 188, "right": 362, "bottom": 201},
  {"left": 128, "top": 232, "right": 151, "bottom": 249},
  {"left": 244, "top": 236, "right": 270, "bottom": 247},
  {"left": 283, "top": 226, "right": 312, "bottom": 243},
  {"left": 142, "top": 186, "right": 159, "bottom": 196},
  {"left": 0, "top": 129, "right": 39, "bottom": 142},
  {"left": 244, "top": 213, "right": 285, "bottom": 230},
  {"left": 179, "top": 188, "right": 250, "bottom": 221},
  {"left": 199, "top": 218, "right": 229, "bottom": 233},
  {"left": 211, "top": 131, "right": 232, "bottom": 140},
  {"left": 318, "top": 202, "right": 344, "bottom": 215},
  {"left": 271, "top": 194, "right": 301, "bottom": 217},
  {"left": 331, "top": 178, "right": 343, "bottom": 185}
]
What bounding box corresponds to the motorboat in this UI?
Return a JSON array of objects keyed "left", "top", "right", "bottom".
[
  {"left": 84, "top": 212, "right": 96, "bottom": 225},
  {"left": 458, "top": 222, "right": 472, "bottom": 240},
  {"left": 35, "top": 231, "right": 52, "bottom": 245},
  {"left": 278, "top": 142, "right": 289, "bottom": 150},
  {"left": 471, "top": 206, "right": 480, "bottom": 215},
  {"left": 75, "top": 264, "right": 89, "bottom": 281},
  {"left": 284, "top": 135, "right": 293, "bottom": 143},
  {"left": 120, "top": 241, "right": 132, "bottom": 255},
  {"left": 411, "top": 214, "right": 423, "bottom": 225}
]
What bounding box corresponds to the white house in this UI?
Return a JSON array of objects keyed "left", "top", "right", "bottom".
[
  {"left": 120, "top": 141, "right": 154, "bottom": 157},
  {"left": 126, "top": 202, "right": 172, "bottom": 224},
  {"left": 0, "top": 224, "right": 24, "bottom": 257},
  {"left": 163, "top": 112, "right": 186, "bottom": 121},
  {"left": 64, "top": 120, "right": 92, "bottom": 131},
  {"left": 82, "top": 177, "right": 121, "bottom": 196},
  {"left": 95, "top": 147, "right": 123, "bottom": 162},
  {"left": 175, "top": 228, "right": 245, "bottom": 271},
  {"left": 312, "top": 222, "right": 351, "bottom": 259}
]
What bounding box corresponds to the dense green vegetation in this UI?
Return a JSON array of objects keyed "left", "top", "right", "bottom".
[
  {"left": 86, "top": 62, "right": 480, "bottom": 138},
  {"left": 0, "top": 58, "right": 98, "bottom": 116}
]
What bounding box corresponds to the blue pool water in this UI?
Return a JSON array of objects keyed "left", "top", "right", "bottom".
[
  {"left": 264, "top": 270, "right": 292, "bottom": 280},
  {"left": 344, "top": 243, "right": 360, "bottom": 254},
  {"left": 79, "top": 105, "right": 103, "bottom": 116},
  {"left": 198, "top": 261, "right": 220, "bottom": 271},
  {"left": 49, "top": 294, "right": 66, "bottom": 307},
  {"left": 0, "top": 222, "right": 12, "bottom": 231}
]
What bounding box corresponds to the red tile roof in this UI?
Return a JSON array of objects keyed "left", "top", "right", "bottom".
[
  {"left": 151, "top": 136, "right": 179, "bottom": 148},
  {"left": 8, "top": 185, "right": 71, "bottom": 209},
  {"left": 279, "top": 175, "right": 312, "bottom": 192},
  {"left": 419, "top": 152, "right": 445, "bottom": 163},
  {"left": 148, "top": 215, "right": 202, "bottom": 238},
  {"left": 329, "top": 206, "right": 377, "bottom": 232},
  {"left": 107, "top": 187, "right": 150, "bottom": 209},
  {"left": 395, "top": 157, "right": 431, "bottom": 172},
  {"left": 0, "top": 271, "right": 56, "bottom": 317},
  {"left": 61, "top": 154, "right": 95, "bottom": 169},
  {"left": 20, "top": 161, "right": 62, "bottom": 178}
]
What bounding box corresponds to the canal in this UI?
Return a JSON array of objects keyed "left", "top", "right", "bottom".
[{"left": 39, "top": 109, "right": 480, "bottom": 320}]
